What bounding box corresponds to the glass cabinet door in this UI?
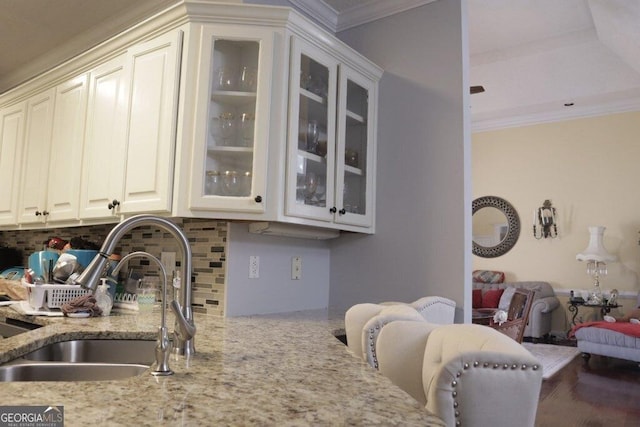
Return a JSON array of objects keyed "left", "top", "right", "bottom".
[
  {"left": 286, "top": 38, "right": 338, "bottom": 222},
  {"left": 190, "top": 27, "right": 273, "bottom": 212},
  {"left": 335, "top": 65, "right": 375, "bottom": 227}
]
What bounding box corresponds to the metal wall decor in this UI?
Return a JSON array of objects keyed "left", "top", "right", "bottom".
[
  {"left": 472, "top": 196, "right": 521, "bottom": 258},
  {"left": 533, "top": 199, "right": 558, "bottom": 239}
]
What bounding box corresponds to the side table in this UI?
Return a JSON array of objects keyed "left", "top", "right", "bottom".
[{"left": 567, "top": 300, "right": 619, "bottom": 329}]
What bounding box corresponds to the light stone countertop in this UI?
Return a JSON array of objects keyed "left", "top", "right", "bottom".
[{"left": 0, "top": 306, "right": 444, "bottom": 426}]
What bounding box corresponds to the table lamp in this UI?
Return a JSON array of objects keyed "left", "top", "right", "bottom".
[{"left": 576, "top": 226, "right": 617, "bottom": 304}]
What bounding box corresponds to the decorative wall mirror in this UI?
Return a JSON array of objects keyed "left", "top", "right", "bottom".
[{"left": 472, "top": 196, "right": 520, "bottom": 258}]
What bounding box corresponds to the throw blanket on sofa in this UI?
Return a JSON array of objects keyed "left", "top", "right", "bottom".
[{"left": 570, "top": 321, "right": 640, "bottom": 338}]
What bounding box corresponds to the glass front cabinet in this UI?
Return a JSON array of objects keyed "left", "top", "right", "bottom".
[
  {"left": 189, "top": 26, "right": 274, "bottom": 213},
  {"left": 285, "top": 37, "right": 377, "bottom": 229}
]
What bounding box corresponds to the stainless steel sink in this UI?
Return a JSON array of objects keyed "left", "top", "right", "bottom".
[
  {"left": 0, "top": 362, "right": 149, "bottom": 381},
  {"left": 0, "top": 339, "right": 156, "bottom": 382},
  {"left": 23, "top": 339, "right": 156, "bottom": 364}
]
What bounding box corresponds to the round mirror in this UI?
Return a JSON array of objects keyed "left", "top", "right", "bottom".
[{"left": 472, "top": 196, "right": 520, "bottom": 258}]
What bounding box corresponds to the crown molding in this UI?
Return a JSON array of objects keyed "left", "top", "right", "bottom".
[
  {"left": 289, "top": 0, "right": 436, "bottom": 33},
  {"left": 335, "top": 0, "right": 438, "bottom": 32},
  {"left": 288, "top": 0, "right": 338, "bottom": 31},
  {"left": 472, "top": 97, "right": 640, "bottom": 132}
]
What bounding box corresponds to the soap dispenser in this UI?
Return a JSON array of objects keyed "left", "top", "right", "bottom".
[{"left": 96, "top": 278, "right": 113, "bottom": 316}]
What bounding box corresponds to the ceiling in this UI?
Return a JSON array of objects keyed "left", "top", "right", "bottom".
[{"left": 1, "top": 0, "right": 639, "bottom": 130}]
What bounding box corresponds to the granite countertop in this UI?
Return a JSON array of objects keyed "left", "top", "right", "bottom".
[{"left": 0, "top": 306, "right": 444, "bottom": 426}]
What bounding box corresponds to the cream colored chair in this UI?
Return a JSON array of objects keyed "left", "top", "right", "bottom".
[
  {"left": 344, "top": 296, "right": 456, "bottom": 367},
  {"left": 377, "top": 322, "right": 543, "bottom": 427}
]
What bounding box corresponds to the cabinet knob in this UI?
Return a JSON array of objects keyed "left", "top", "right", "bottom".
[
  {"left": 108, "top": 199, "right": 120, "bottom": 210},
  {"left": 329, "top": 207, "right": 337, "bottom": 213},
  {"left": 254, "top": 195, "right": 263, "bottom": 203},
  {"left": 43, "top": 210, "right": 49, "bottom": 216},
  {"left": 35, "top": 211, "right": 42, "bottom": 216},
  {"left": 339, "top": 208, "right": 346, "bottom": 215}
]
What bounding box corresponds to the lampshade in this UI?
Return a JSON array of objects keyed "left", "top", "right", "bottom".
[{"left": 576, "top": 226, "right": 617, "bottom": 262}]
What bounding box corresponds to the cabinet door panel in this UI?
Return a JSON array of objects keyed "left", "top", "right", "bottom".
[
  {"left": 47, "top": 74, "right": 88, "bottom": 222},
  {"left": 80, "top": 55, "right": 129, "bottom": 219},
  {"left": 334, "top": 66, "right": 375, "bottom": 228},
  {"left": 0, "top": 103, "right": 25, "bottom": 226},
  {"left": 285, "top": 37, "right": 338, "bottom": 222},
  {"left": 189, "top": 26, "right": 273, "bottom": 213},
  {"left": 121, "top": 31, "right": 183, "bottom": 213},
  {"left": 18, "top": 89, "right": 55, "bottom": 224}
]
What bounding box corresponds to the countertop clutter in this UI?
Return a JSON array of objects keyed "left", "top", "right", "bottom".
[{"left": 0, "top": 307, "right": 444, "bottom": 426}]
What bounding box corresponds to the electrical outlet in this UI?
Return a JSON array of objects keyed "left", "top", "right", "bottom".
[
  {"left": 249, "top": 256, "right": 260, "bottom": 279},
  {"left": 291, "top": 256, "right": 302, "bottom": 280}
]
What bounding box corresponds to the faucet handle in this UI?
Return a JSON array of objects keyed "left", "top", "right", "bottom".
[{"left": 171, "top": 300, "right": 196, "bottom": 340}]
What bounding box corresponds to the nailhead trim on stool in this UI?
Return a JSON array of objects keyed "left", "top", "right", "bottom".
[{"left": 450, "top": 361, "right": 539, "bottom": 426}]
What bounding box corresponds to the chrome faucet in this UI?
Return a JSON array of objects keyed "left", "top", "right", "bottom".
[
  {"left": 72, "top": 214, "right": 196, "bottom": 356},
  {"left": 111, "top": 251, "right": 173, "bottom": 376}
]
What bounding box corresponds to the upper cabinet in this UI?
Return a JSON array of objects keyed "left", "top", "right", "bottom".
[
  {"left": 17, "top": 89, "right": 56, "bottom": 225},
  {"left": 188, "top": 26, "right": 274, "bottom": 213},
  {"left": 0, "top": 102, "right": 25, "bottom": 226},
  {"left": 285, "top": 37, "right": 339, "bottom": 224},
  {"left": 120, "top": 31, "right": 182, "bottom": 215},
  {"left": 0, "top": 3, "right": 381, "bottom": 233}
]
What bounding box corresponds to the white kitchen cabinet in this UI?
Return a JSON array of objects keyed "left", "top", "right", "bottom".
[
  {"left": 80, "top": 54, "right": 129, "bottom": 220},
  {"left": 188, "top": 26, "right": 274, "bottom": 213},
  {"left": 46, "top": 74, "right": 89, "bottom": 222},
  {"left": 120, "top": 30, "right": 183, "bottom": 215},
  {"left": 285, "top": 36, "right": 377, "bottom": 230},
  {"left": 0, "top": 102, "right": 26, "bottom": 226},
  {"left": 0, "top": 4, "right": 381, "bottom": 233},
  {"left": 17, "top": 89, "right": 55, "bottom": 224},
  {"left": 334, "top": 65, "right": 376, "bottom": 228},
  {"left": 18, "top": 75, "right": 88, "bottom": 226}
]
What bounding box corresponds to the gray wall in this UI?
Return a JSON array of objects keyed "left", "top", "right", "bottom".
[
  {"left": 329, "top": 0, "right": 471, "bottom": 320},
  {"left": 225, "top": 223, "right": 330, "bottom": 316}
]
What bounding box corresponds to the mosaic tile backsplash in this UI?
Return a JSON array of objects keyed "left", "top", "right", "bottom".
[{"left": 0, "top": 218, "right": 227, "bottom": 316}]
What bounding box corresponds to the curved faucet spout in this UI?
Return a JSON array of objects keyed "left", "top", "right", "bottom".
[{"left": 72, "top": 214, "right": 195, "bottom": 356}]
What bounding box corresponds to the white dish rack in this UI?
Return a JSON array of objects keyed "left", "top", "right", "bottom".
[{"left": 21, "top": 279, "right": 92, "bottom": 310}]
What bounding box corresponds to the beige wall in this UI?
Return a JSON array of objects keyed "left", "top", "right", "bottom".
[{"left": 473, "top": 111, "right": 640, "bottom": 315}]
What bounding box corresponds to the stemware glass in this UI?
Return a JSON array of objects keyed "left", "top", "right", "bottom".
[
  {"left": 218, "top": 112, "right": 235, "bottom": 145},
  {"left": 304, "top": 172, "right": 318, "bottom": 203},
  {"left": 239, "top": 113, "right": 255, "bottom": 146}
]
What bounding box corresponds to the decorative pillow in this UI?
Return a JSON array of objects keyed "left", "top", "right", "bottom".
[
  {"left": 482, "top": 289, "right": 504, "bottom": 308},
  {"left": 472, "top": 270, "right": 505, "bottom": 284},
  {"left": 472, "top": 289, "right": 483, "bottom": 308},
  {"left": 498, "top": 286, "right": 516, "bottom": 311}
]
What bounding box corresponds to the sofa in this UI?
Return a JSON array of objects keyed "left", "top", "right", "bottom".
[
  {"left": 377, "top": 321, "right": 543, "bottom": 427},
  {"left": 572, "top": 292, "right": 640, "bottom": 363},
  {"left": 473, "top": 280, "right": 560, "bottom": 340}
]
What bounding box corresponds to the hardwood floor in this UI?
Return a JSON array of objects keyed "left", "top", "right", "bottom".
[{"left": 536, "top": 351, "right": 640, "bottom": 426}]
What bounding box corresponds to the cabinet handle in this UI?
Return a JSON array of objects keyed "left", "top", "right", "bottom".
[
  {"left": 254, "top": 195, "right": 263, "bottom": 203},
  {"left": 108, "top": 199, "right": 120, "bottom": 210},
  {"left": 329, "top": 207, "right": 337, "bottom": 213},
  {"left": 35, "top": 211, "right": 42, "bottom": 216},
  {"left": 339, "top": 208, "right": 346, "bottom": 215},
  {"left": 42, "top": 211, "right": 49, "bottom": 216}
]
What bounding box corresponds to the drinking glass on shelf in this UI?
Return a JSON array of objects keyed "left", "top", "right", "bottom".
[
  {"left": 223, "top": 170, "right": 241, "bottom": 196},
  {"left": 239, "top": 66, "right": 257, "bottom": 92},
  {"left": 218, "top": 112, "right": 235, "bottom": 145},
  {"left": 304, "top": 172, "right": 318, "bottom": 203},
  {"left": 239, "top": 113, "right": 255, "bottom": 146},
  {"left": 216, "top": 67, "right": 236, "bottom": 91},
  {"left": 239, "top": 171, "right": 252, "bottom": 196},
  {"left": 306, "top": 121, "right": 319, "bottom": 153},
  {"left": 205, "top": 170, "right": 221, "bottom": 195}
]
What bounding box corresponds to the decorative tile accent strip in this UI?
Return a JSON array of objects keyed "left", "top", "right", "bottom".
[{"left": 0, "top": 218, "right": 227, "bottom": 316}]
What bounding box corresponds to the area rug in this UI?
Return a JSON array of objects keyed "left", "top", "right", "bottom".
[{"left": 522, "top": 342, "right": 581, "bottom": 380}]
